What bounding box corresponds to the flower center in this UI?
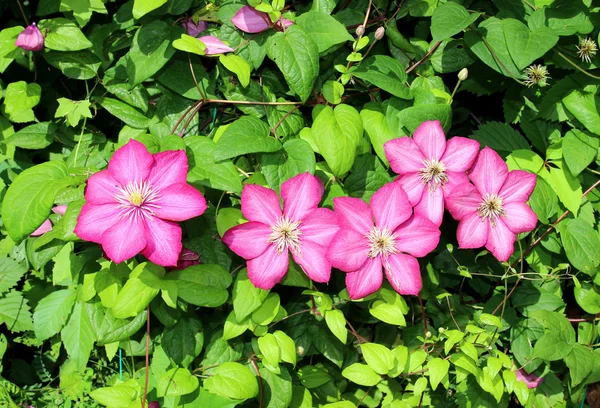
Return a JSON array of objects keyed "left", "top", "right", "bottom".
[
  {"left": 367, "top": 226, "right": 397, "bottom": 258},
  {"left": 477, "top": 194, "right": 505, "bottom": 225},
  {"left": 268, "top": 216, "right": 302, "bottom": 255},
  {"left": 419, "top": 159, "right": 448, "bottom": 191},
  {"left": 114, "top": 181, "right": 161, "bottom": 218}
]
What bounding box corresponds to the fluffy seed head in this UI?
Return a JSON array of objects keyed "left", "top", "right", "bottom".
[
  {"left": 524, "top": 64, "right": 550, "bottom": 87},
  {"left": 577, "top": 37, "right": 598, "bottom": 64}
]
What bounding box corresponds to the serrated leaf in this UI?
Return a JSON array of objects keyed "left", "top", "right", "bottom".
[
  {"left": 61, "top": 301, "right": 96, "bottom": 370},
  {"left": 34, "top": 289, "right": 77, "bottom": 341},
  {"left": 0, "top": 258, "right": 27, "bottom": 295},
  {"left": 0, "top": 291, "right": 34, "bottom": 332}
]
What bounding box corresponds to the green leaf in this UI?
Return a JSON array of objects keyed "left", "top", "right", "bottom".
[
  {"left": 397, "top": 104, "right": 452, "bottom": 134},
  {"left": 34, "top": 289, "right": 77, "bottom": 341},
  {"left": 0, "top": 26, "right": 21, "bottom": 73},
  {"left": 90, "top": 382, "right": 139, "bottom": 407},
  {"left": 528, "top": 178, "right": 558, "bottom": 224},
  {"left": 428, "top": 358, "right": 449, "bottom": 391},
  {"left": 503, "top": 19, "right": 558, "bottom": 70},
  {"left": 0, "top": 258, "right": 27, "bottom": 295},
  {"left": 61, "top": 300, "right": 96, "bottom": 370},
  {"left": 214, "top": 116, "right": 282, "bottom": 161},
  {"left": 185, "top": 136, "right": 242, "bottom": 194},
  {"left": 112, "top": 263, "right": 164, "bottom": 319},
  {"left": 222, "top": 311, "right": 248, "bottom": 341},
  {"left": 369, "top": 300, "right": 406, "bottom": 326},
  {"left": 127, "top": 21, "right": 176, "bottom": 88},
  {"left": 260, "top": 367, "right": 294, "bottom": 408},
  {"left": 479, "top": 313, "right": 502, "bottom": 328},
  {"left": 252, "top": 293, "right": 280, "bottom": 326},
  {"left": 574, "top": 282, "right": 600, "bottom": 314},
  {"left": 563, "top": 129, "right": 599, "bottom": 176},
  {"left": 89, "top": 303, "right": 147, "bottom": 346},
  {"left": 258, "top": 333, "right": 281, "bottom": 368},
  {"left": 0, "top": 291, "right": 34, "bottom": 332},
  {"left": 1, "top": 81, "right": 41, "bottom": 123},
  {"left": 360, "top": 102, "right": 394, "bottom": 166},
  {"left": 345, "top": 153, "right": 393, "bottom": 201},
  {"left": 312, "top": 104, "right": 363, "bottom": 176},
  {"left": 266, "top": 26, "right": 319, "bottom": 102},
  {"left": 133, "top": 0, "right": 168, "bottom": 19},
  {"left": 157, "top": 367, "right": 199, "bottom": 397},
  {"left": 531, "top": 0, "right": 593, "bottom": 37},
  {"left": 1, "top": 161, "right": 72, "bottom": 242},
  {"left": 163, "top": 317, "right": 203, "bottom": 368},
  {"left": 219, "top": 55, "right": 251, "bottom": 88},
  {"left": 360, "top": 343, "right": 395, "bottom": 375},
  {"left": 204, "top": 362, "right": 259, "bottom": 400},
  {"left": 565, "top": 343, "right": 594, "bottom": 387},
  {"left": 43, "top": 50, "right": 102, "bottom": 80},
  {"left": 353, "top": 55, "right": 410, "bottom": 99},
  {"left": 167, "top": 264, "right": 232, "bottom": 307},
  {"left": 173, "top": 34, "right": 206, "bottom": 56},
  {"left": 561, "top": 218, "right": 600, "bottom": 276},
  {"left": 342, "top": 363, "right": 381, "bottom": 386},
  {"left": 98, "top": 97, "right": 150, "bottom": 129},
  {"left": 324, "top": 309, "right": 347, "bottom": 345},
  {"left": 471, "top": 121, "right": 529, "bottom": 152},
  {"left": 5, "top": 122, "right": 57, "bottom": 150},
  {"left": 157, "top": 57, "right": 213, "bottom": 100},
  {"left": 295, "top": 11, "right": 353, "bottom": 54},
  {"left": 546, "top": 159, "right": 582, "bottom": 215},
  {"left": 233, "top": 269, "right": 269, "bottom": 321},
  {"left": 430, "top": 2, "right": 481, "bottom": 41},
  {"left": 59, "top": 0, "right": 107, "bottom": 26},
  {"left": 261, "top": 139, "right": 316, "bottom": 192},
  {"left": 298, "top": 365, "right": 332, "bottom": 388},
  {"left": 273, "top": 330, "right": 296, "bottom": 367},
  {"left": 449, "top": 353, "right": 478, "bottom": 375},
  {"left": 55, "top": 98, "right": 92, "bottom": 127},
  {"left": 38, "top": 18, "right": 93, "bottom": 51},
  {"left": 322, "top": 80, "right": 344, "bottom": 105}
]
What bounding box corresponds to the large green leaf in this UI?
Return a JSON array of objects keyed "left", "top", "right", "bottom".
[
  {"left": 353, "top": 55, "right": 410, "bottom": 99},
  {"left": 295, "top": 11, "right": 353, "bottom": 54},
  {"left": 112, "top": 263, "right": 164, "bottom": 319},
  {"left": 166, "top": 264, "right": 232, "bottom": 308},
  {"left": 342, "top": 363, "right": 381, "bottom": 386},
  {"left": 214, "top": 116, "right": 281, "bottom": 161},
  {"left": 157, "top": 367, "right": 199, "bottom": 397},
  {"left": 562, "top": 88, "right": 600, "bottom": 136},
  {"left": 261, "top": 139, "right": 316, "bottom": 192},
  {"left": 43, "top": 50, "right": 102, "bottom": 80},
  {"left": 186, "top": 136, "right": 242, "bottom": 193},
  {"left": 38, "top": 18, "right": 93, "bottom": 51},
  {"left": 34, "top": 289, "right": 77, "bottom": 341},
  {"left": 204, "top": 362, "right": 259, "bottom": 400},
  {"left": 133, "top": 0, "right": 168, "bottom": 19},
  {"left": 561, "top": 218, "right": 600, "bottom": 276},
  {"left": 0, "top": 81, "right": 41, "bottom": 123},
  {"left": 0, "top": 291, "right": 34, "bottom": 332},
  {"left": 471, "top": 121, "right": 529, "bottom": 152},
  {"left": 503, "top": 19, "right": 558, "bottom": 70},
  {"left": 0, "top": 258, "right": 27, "bottom": 295},
  {"left": 88, "top": 303, "right": 147, "bottom": 346},
  {"left": 162, "top": 317, "right": 203, "bottom": 368},
  {"left": 6, "top": 122, "right": 57, "bottom": 150},
  {"left": 562, "top": 129, "right": 599, "bottom": 176},
  {"left": 98, "top": 97, "right": 150, "bottom": 129},
  {"left": 430, "top": 2, "right": 481, "bottom": 42},
  {"left": 232, "top": 269, "right": 269, "bottom": 321},
  {"left": 61, "top": 300, "right": 96, "bottom": 370},
  {"left": 157, "top": 58, "right": 214, "bottom": 100},
  {"left": 360, "top": 103, "right": 394, "bottom": 166}
]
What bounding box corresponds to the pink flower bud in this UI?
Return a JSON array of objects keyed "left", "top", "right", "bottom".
[
  {"left": 181, "top": 17, "right": 208, "bottom": 37},
  {"left": 15, "top": 23, "right": 44, "bottom": 51},
  {"left": 276, "top": 18, "right": 294, "bottom": 30},
  {"left": 375, "top": 27, "right": 385, "bottom": 40},
  {"left": 515, "top": 368, "right": 543, "bottom": 389},
  {"left": 231, "top": 6, "right": 272, "bottom": 33},
  {"left": 167, "top": 248, "right": 201, "bottom": 271},
  {"left": 52, "top": 205, "right": 68, "bottom": 216},
  {"left": 31, "top": 219, "right": 52, "bottom": 236},
  {"left": 355, "top": 25, "right": 365, "bottom": 37},
  {"left": 198, "top": 36, "right": 234, "bottom": 55},
  {"left": 148, "top": 402, "right": 160, "bottom": 408}
]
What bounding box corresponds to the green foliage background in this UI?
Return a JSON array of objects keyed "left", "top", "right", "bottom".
[{"left": 1, "top": 0, "right": 600, "bottom": 407}]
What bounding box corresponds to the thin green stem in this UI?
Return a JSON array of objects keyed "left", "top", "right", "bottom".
[{"left": 557, "top": 51, "right": 600, "bottom": 80}]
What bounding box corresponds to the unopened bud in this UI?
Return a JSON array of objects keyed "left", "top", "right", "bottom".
[
  {"left": 15, "top": 23, "right": 44, "bottom": 52},
  {"left": 438, "top": 327, "right": 445, "bottom": 334},
  {"left": 148, "top": 402, "right": 160, "bottom": 408},
  {"left": 355, "top": 25, "right": 365, "bottom": 37},
  {"left": 375, "top": 27, "right": 385, "bottom": 40},
  {"left": 425, "top": 331, "right": 432, "bottom": 338},
  {"left": 458, "top": 68, "right": 468, "bottom": 81}
]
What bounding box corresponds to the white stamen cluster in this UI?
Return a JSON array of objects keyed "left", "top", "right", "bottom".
[
  {"left": 366, "top": 226, "right": 398, "bottom": 258},
  {"left": 419, "top": 158, "right": 448, "bottom": 191},
  {"left": 577, "top": 37, "right": 598, "bottom": 64},
  {"left": 477, "top": 194, "right": 506, "bottom": 226},
  {"left": 268, "top": 216, "right": 302, "bottom": 255},
  {"left": 524, "top": 64, "right": 550, "bottom": 87},
  {"left": 114, "top": 180, "right": 161, "bottom": 220}
]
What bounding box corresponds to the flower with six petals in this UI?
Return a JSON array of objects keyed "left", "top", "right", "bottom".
[
  {"left": 384, "top": 120, "right": 480, "bottom": 227},
  {"left": 222, "top": 173, "right": 339, "bottom": 290},
  {"left": 74, "top": 140, "right": 207, "bottom": 266},
  {"left": 445, "top": 147, "right": 537, "bottom": 262},
  {"left": 327, "top": 182, "right": 441, "bottom": 299}
]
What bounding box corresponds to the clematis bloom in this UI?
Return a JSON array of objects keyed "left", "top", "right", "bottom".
[
  {"left": 445, "top": 147, "right": 537, "bottom": 262},
  {"left": 74, "top": 140, "right": 207, "bottom": 266},
  {"left": 516, "top": 368, "right": 543, "bottom": 389},
  {"left": 16, "top": 23, "right": 44, "bottom": 51},
  {"left": 181, "top": 17, "right": 208, "bottom": 37},
  {"left": 327, "top": 182, "right": 441, "bottom": 299},
  {"left": 222, "top": 173, "right": 338, "bottom": 290},
  {"left": 384, "top": 120, "right": 480, "bottom": 226},
  {"left": 198, "top": 35, "right": 234, "bottom": 55}
]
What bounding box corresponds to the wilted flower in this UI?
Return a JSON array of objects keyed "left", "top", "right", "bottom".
[
  {"left": 446, "top": 147, "right": 537, "bottom": 262},
  {"left": 223, "top": 173, "right": 339, "bottom": 289},
  {"left": 181, "top": 17, "right": 208, "bottom": 37},
  {"left": 198, "top": 36, "right": 234, "bottom": 55},
  {"left": 15, "top": 23, "right": 44, "bottom": 51},
  {"left": 384, "top": 120, "right": 480, "bottom": 226},
  {"left": 516, "top": 368, "right": 543, "bottom": 389},
  {"left": 75, "top": 140, "right": 207, "bottom": 266},
  {"left": 577, "top": 37, "right": 598, "bottom": 64},
  {"left": 327, "top": 182, "right": 440, "bottom": 299},
  {"left": 524, "top": 64, "right": 550, "bottom": 87},
  {"left": 30, "top": 205, "right": 68, "bottom": 236}
]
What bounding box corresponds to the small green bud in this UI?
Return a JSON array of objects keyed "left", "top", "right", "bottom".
[
  {"left": 458, "top": 68, "right": 468, "bottom": 81},
  {"left": 438, "top": 327, "right": 445, "bottom": 334},
  {"left": 425, "top": 331, "right": 432, "bottom": 338}
]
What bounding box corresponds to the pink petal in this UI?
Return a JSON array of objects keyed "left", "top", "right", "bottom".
[
  {"left": 181, "top": 18, "right": 208, "bottom": 37},
  {"left": 398, "top": 173, "right": 425, "bottom": 206},
  {"left": 516, "top": 369, "right": 544, "bottom": 389},
  {"left": 503, "top": 202, "right": 538, "bottom": 234},
  {"left": 154, "top": 183, "right": 207, "bottom": 221},
  {"left": 241, "top": 184, "right": 282, "bottom": 225},
  {"left": 327, "top": 229, "right": 369, "bottom": 272},
  {"left": 293, "top": 240, "right": 331, "bottom": 283},
  {"left": 52, "top": 205, "right": 68, "bottom": 216},
  {"left": 414, "top": 187, "right": 444, "bottom": 227},
  {"left": 141, "top": 217, "right": 182, "bottom": 266},
  {"left": 85, "top": 170, "right": 121, "bottom": 205},
  {"left": 441, "top": 137, "right": 480, "bottom": 172},
  {"left": 276, "top": 18, "right": 294, "bottom": 29},
  {"left": 108, "top": 140, "right": 153, "bottom": 186},
  {"left": 247, "top": 245, "right": 289, "bottom": 290},
  {"left": 101, "top": 215, "right": 147, "bottom": 264},
  {"left": 300, "top": 208, "right": 339, "bottom": 247},
  {"left": 31, "top": 219, "right": 52, "bottom": 236},
  {"left": 384, "top": 137, "right": 426, "bottom": 175},
  {"left": 332, "top": 197, "right": 373, "bottom": 235},
  {"left": 74, "top": 203, "right": 121, "bottom": 244},
  {"left": 222, "top": 222, "right": 271, "bottom": 259},
  {"left": 370, "top": 182, "right": 412, "bottom": 231},
  {"left": 444, "top": 171, "right": 469, "bottom": 196},
  {"left": 147, "top": 150, "right": 189, "bottom": 192},
  {"left": 469, "top": 147, "right": 508, "bottom": 195},
  {"left": 485, "top": 219, "right": 515, "bottom": 262},
  {"left": 281, "top": 173, "right": 324, "bottom": 222},
  {"left": 456, "top": 213, "right": 488, "bottom": 249},
  {"left": 445, "top": 183, "right": 482, "bottom": 221},
  {"left": 384, "top": 253, "right": 422, "bottom": 296},
  {"left": 231, "top": 6, "right": 271, "bottom": 33},
  {"left": 413, "top": 120, "right": 446, "bottom": 160},
  {"left": 499, "top": 171, "right": 536, "bottom": 203},
  {"left": 15, "top": 23, "right": 44, "bottom": 51},
  {"left": 346, "top": 257, "right": 383, "bottom": 299},
  {"left": 393, "top": 215, "right": 441, "bottom": 257},
  {"left": 199, "top": 36, "right": 234, "bottom": 55}
]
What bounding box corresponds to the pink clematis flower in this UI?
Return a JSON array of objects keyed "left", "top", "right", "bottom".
[
  {"left": 181, "top": 17, "right": 208, "bottom": 37},
  {"left": 15, "top": 23, "right": 44, "bottom": 51},
  {"left": 30, "top": 205, "right": 69, "bottom": 236},
  {"left": 445, "top": 147, "right": 537, "bottom": 262},
  {"left": 516, "top": 368, "right": 543, "bottom": 389},
  {"left": 222, "top": 173, "right": 339, "bottom": 290},
  {"left": 74, "top": 140, "right": 207, "bottom": 266},
  {"left": 384, "top": 120, "right": 480, "bottom": 227},
  {"left": 198, "top": 35, "right": 234, "bottom": 55},
  {"left": 327, "top": 182, "right": 441, "bottom": 299}
]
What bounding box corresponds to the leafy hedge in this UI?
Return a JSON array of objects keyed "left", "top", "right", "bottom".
[{"left": 1, "top": 0, "right": 600, "bottom": 407}]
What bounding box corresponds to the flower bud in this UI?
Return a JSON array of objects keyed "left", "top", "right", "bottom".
[
  {"left": 355, "top": 25, "right": 365, "bottom": 37},
  {"left": 438, "top": 327, "right": 445, "bottom": 334},
  {"left": 458, "top": 68, "right": 468, "bottom": 81},
  {"left": 148, "top": 402, "right": 160, "bottom": 408},
  {"left": 232, "top": 5, "right": 271, "bottom": 33},
  {"left": 15, "top": 23, "right": 44, "bottom": 52},
  {"left": 198, "top": 36, "right": 234, "bottom": 55},
  {"left": 375, "top": 27, "right": 385, "bottom": 40},
  {"left": 425, "top": 331, "right": 432, "bottom": 338},
  {"left": 181, "top": 17, "right": 208, "bottom": 37}
]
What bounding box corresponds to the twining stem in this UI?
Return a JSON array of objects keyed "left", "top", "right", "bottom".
[
  {"left": 359, "top": 0, "right": 374, "bottom": 39},
  {"left": 406, "top": 41, "right": 442, "bottom": 74},
  {"left": 205, "top": 98, "right": 301, "bottom": 105},
  {"left": 557, "top": 51, "right": 600, "bottom": 80},
  {"left": 250, "top": 357, "right": 263, "bottom": 408},
  {"left": 15, "top": 0, "right": 29, "bottom": 26},
  {"left": 141, "top": 306, "right": 150, "bottom": 408}
]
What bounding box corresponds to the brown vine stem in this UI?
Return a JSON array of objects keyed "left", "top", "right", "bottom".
[
  {"left": 405, "top": 41, "right": 442, "bottom": 74},
  {"left": 250, "top": 357, "right": 263, "bottom": 408},
  {"left": 557, "top": 51, "right": 600, "bottom": 80},
  {"left": 16, "top": 0, "right": 29, "bottom": 26},
  {"left": 271, "top": 105, "right": 301, "bottom": 137},
  {"left": 360, "top": 0, "right": 373, "bottom": 37},
  {"left": 204, "top": 98, "right": 301, "bottom": 106},
  {"left": 141, "top": 306, "right": 150, "bottom": 408}
]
